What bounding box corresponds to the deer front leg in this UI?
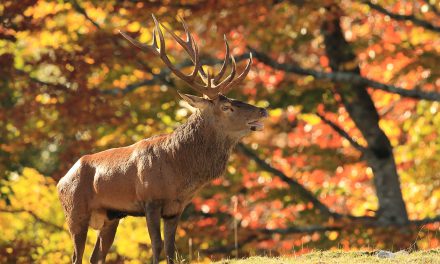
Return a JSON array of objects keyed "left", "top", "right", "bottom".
[
  {"left": 163, "top": 213, "right": 181, "bottom": 264},
  {"left": 145, "top": 202, "right": 163, "bottom": 264}
]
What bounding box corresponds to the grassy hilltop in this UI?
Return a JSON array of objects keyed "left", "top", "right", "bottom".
[{"left": 215, "top": 250, "right": 440, "bottom": 264}]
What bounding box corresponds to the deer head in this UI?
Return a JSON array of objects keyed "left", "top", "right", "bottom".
[{"left": 120, "top": 15, "right": 267, "bottom": 137}]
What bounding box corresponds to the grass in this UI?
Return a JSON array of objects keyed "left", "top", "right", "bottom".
[{"left": 214, "top": 249, "right": 440, "bottom": 264}]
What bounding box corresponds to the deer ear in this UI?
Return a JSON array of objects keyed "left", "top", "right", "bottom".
[{"left": 178, "top": 93, "right": 211, "bottom": 109}]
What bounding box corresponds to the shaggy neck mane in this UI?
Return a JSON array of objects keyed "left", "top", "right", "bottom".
[{"left": 164, "top": 110, "right": 238, "bottom": 184}]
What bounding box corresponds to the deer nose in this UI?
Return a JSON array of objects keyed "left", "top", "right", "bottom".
[{"left": 259, "top": 108, "right": 268, "bottom": 118}]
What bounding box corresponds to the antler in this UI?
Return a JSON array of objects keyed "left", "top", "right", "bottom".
[{"left": 119, "top": 14, "right": 252, "bottom": 99}]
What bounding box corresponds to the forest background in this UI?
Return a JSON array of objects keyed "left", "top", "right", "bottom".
[{"left": 1, "top": 0, "right": 440, "bottom": 263}]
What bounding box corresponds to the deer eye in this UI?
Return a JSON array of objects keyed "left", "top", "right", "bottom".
[{"left": 221, "top": 105, "right": 232, "bottom": 112}]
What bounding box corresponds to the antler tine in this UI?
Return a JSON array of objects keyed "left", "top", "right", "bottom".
[
  {"left": 150, "top": 15, "right": 208, "bottom": 93},
  {"left": 221, "top": 53, "right": 252, "bottom": 94},
  {"left": 152, "top": 15, "right": 186, "bottom": 80},
  {"left": 180, "top": 17, "right": 208, "bottom": 80},
  {"left": 161, "top": 17, "right": 208, "bottom": 79},
  {"left": 160, "top": 19, "right": 193, "bottom": 59},
  {"left": 155, "top": 16, "right": 217, "bottom": 97},
  {"left": 214, "top": 54, "right": 236, "bottom": 92},
  {"left": 119, "top": 30, "right": 160, "bottom": 56},
  {"left": 213, "top": 35, "right": 231, "bottom": 85},
  {"left": 190, "top": 35, "right": 204, "bottom": 81},
  {"left": 151, "top": 27, "right": 159, "bottom": 51},
  {"left": 153, "top": 15, "right": 166, "bottom": 56},
  {"left": 206, "top": 70, "right": 212, "bottom": 88}
]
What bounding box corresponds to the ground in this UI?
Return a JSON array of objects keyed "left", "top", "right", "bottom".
[{"left": 214, "top": 249, "right": 440, "bottom": 264}]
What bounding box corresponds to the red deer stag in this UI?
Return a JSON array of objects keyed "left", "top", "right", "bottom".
[{"left": 57, "top": 15, "right": 267, "bottom": 264}]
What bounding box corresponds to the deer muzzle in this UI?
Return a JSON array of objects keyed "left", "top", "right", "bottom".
[{"left": 248, "top": 108, "right": 268, "bottom": 131}]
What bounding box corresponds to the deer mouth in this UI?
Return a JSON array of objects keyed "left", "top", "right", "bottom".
[{"left": 248, "top": 120, "right": 264, "bottom": 131}]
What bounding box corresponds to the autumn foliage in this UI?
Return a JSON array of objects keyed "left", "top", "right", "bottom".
[{"left": 1, "top": 0, "right": 440, "bottom": 263}]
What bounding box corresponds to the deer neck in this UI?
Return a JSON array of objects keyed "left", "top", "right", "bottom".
[{"left": 165, "top": 110, "right": 238, "bottom": 182}]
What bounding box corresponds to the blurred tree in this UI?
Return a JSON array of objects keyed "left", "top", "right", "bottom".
[{"left": 322, "top": 4, "right": 409, "bottom": 225}]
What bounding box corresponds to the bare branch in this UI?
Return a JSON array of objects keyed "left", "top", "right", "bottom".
[
  {"left": 316, "top": 113, "right": 367, "bottom": 153},
  {"left": 410, "top": 214, "right": 440, "bottom": 225},
  {"left": 0, "top": 208, "right": 65, "bottom": 231},
  {"left": 14, "top": 69, "right": 76, "bottom": 95},
  {"left": 70, "top": 0, "right": 101, "bottom": 29},
  {"left": 199, "top": 212, "right": 440, "bottom": 255},
  {"left": 201, "top": 234, "right": 259, "bottom": 255},
  {"left": 103, "top": 77, "right": 164, "bottom": 95},
  {"left": 362, "top": 1, "right": 440, "bottom": 32},
  {"left": 200, "top": 224, "right": 341, "bottom": 255},
  {"left": 363, "top": 1, "right": 440, "bottom": 33},
  {"left": 423, "top": 0, "right": 440, "bottom": 17},
  {"left": 259, "top": 224, "right": 342, "bottom": 235},
  {"left": 111, "top": 48, "right": 440, "bottom": 101},
  {"left": 236, "top": 143, "right": 338, "bottom": 218},
  {"left": 250, "top": 47, "right": 440, "bottom": 101}
]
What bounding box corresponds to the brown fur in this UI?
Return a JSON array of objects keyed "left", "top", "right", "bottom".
[{"left": 57, "top": 94, "right": 267, "bottom": 264}]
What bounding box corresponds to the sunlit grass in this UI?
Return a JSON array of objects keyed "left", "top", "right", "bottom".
[{"left": 214, "top": 250, "right": 440, "bottom": 264}]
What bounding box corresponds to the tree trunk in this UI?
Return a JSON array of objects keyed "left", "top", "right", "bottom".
[{"left": 321, "top": 6, "right": 408, "bottom": 225}]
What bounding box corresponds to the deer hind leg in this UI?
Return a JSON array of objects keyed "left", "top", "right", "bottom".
[
  {"left": 62, "top": 192, "right": 91, "bottom": 264},
  {"left": 145, "top": 202, "right": 163, "bottom": 264},
  {"left": 90, "top": 219, "right": 119, "bottom": 264}
]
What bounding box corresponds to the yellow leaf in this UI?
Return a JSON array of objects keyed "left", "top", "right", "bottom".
[
  {"left": 328, "top": 231, "right": 339, "bottom": 240},
  {"left": 127, "top": 21, "right": 140, "bottom": 32},
  {"left": 269, "top": 108, "right": 282, "bottom": 118},
  {"left": 299, "top": 113, "right": 321, "bottom": 125}
]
